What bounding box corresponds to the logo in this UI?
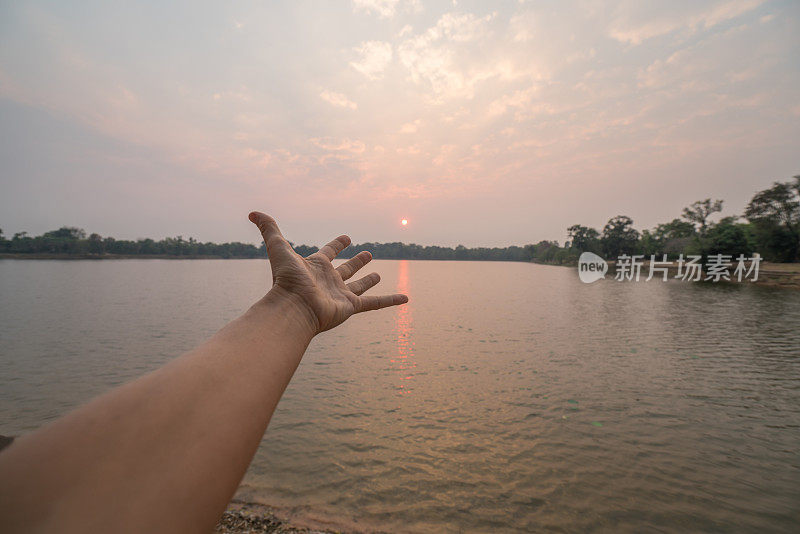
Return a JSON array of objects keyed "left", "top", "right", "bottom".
[{"left": 578, "top": 252, "right": 607, "bottom": 283}]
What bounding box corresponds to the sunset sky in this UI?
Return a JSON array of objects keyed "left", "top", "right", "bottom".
[{"left": 1, "top": 0, "right": 798, "bottom": 247}]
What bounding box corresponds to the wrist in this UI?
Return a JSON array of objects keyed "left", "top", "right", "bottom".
[{"left": 250, "top": 286, "right": 319, "bottom": 339}]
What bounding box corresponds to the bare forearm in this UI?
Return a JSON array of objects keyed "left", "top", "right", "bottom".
[
  {"left": 0, "top": 211, "right": 407, "bottom": 533},
  {"left": 0, "top": 291, "right": 314, "bottom": 533}
]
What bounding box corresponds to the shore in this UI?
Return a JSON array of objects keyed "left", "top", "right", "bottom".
[
  {"left": 215, "top": 499, "right": 378, "bottom": 534},
  {"left": 745, "top": 262, "right": 800, "bottom": 289},
  {"left": 637, "top": 261, "right": 800, "bottom": 289},
  {"left": 216, "top": 501, "right": 338, "bottom": 534},
  {"left": 533, "top": 259, "right": 800, "bottom": 289}
]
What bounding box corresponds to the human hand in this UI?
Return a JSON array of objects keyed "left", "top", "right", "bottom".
[{"left": 249, "top": 211, "right": 408, "bottom": 334}]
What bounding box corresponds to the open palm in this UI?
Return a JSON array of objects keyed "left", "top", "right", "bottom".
[{"left": 249, "top": 211, "right": 408, "bottom": 333}]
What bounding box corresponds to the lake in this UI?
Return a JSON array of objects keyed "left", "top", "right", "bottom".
[{"left": 1, "top": 259, "right": 799, "bottom": 532}]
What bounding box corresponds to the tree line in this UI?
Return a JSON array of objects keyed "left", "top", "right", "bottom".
[
  {"left": 0, "top": 227, "right": 536, "bottom": 262},
  {"left": 560, "top": 175, "right": 800, "bottom": 264},
  {"left": 0, "top": 228, "right": 264, "bottom": 258},
  {"left": 2, "top": 176, "right": 797, "bottom": 263}
]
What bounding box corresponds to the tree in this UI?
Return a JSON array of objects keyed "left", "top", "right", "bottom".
[
  {"left": 43, "top": 227, "right": 87, "bottom": 240},
  {"left": 639, "top": 229, "right": 659, "bottom": 256},
  {"left": 528, "top": 240, "right": 560, "bottom": 263},
  {"left": 745, "top": 177, "right": 800, "bottom": 228},
  {"left": 88, "top": 233, "right": 105, "bottom": 254},
  {"left": 744, "top": 177, "right": 800, "bottom": 261},
  {"left": 566, "top": 224, "right": 600, "bottom": 252},
  {"left": 601, "top": 215, "right": 640, "bottom": 258},
  {"left": 704, "top": 216, "right": 752, "bottom": 257},
  {"left": 654, "top": 219, "right": 695, "bottom": 240},
  {"left": 682, "top": 199, "right": 723, "bottom": 236},
  {"left": 644, "top": 218, "right": 696, "bottom": 257}
]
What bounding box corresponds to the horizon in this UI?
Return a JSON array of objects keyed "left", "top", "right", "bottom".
[
  {"left": 1, "top": 0, "right": 798, "bottom": 247},
  {"left": 0, "top": 180, "right": 785, "bottom": 250}
]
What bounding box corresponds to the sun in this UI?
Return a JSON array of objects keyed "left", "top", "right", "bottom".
[{"left": 401, "top": 218, "right": 408, "bottom": 226}]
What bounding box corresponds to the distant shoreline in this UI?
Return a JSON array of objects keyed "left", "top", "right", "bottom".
[
  {"left": 0, "top": 253, "right": 541, "bottom": 262},
  {"left": 2, "top": 253, "right": 798, "bottom": 289},
  {"left": 0, "top": 253, "right": 256, "bottom": 260}
]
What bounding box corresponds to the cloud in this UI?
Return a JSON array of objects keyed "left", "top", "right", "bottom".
[
  {"left": 397, "top": 12, "right": 513, "bottom": 100},
  {"left": 211, "top": 87, "right": 251, "bottom": 102},
  {"left": 432, "top": 143, "right": 458, "bottom": 165},
  {"left": 310, "top": 137, "right": 367, "bottom": 154},
  {"left": 352, "top": 0, "right": 422, "bottom": 19},
  {"left": 241, "top": 147, "right": 272, "bottom": 168},
  {"left": 487, "top": 86, "right": 538, "bottom": 118},
  {"left": 350, "top": 41, "right": 393, "bottom": 80},
  {"left": 509, "top": 10, "right": 535, "bottom": 42},
  {"left": 636, "top": 20, "right": 772, "bottom": 95},
  {"left": 396, "top": 144, "right": 421, "bottom": 154},
  {"left": 320, "top": 90, "right": 358, "bottom": 109},
  {"left": 608, "top": 0, "right": 766, "bottom": 45},
  {"left": 434, "top": 11, "right": 493, "bottom": 42},
  {"left": 399, "top": 119, "right": 421, "bottom": 133}
]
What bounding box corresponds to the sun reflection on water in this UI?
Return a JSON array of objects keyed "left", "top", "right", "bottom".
[{"left": 392, "top": 260, "right": 415, "bottom": 395}]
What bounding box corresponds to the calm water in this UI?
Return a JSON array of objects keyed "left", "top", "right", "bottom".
[{"left": 1, "top": 259, "right": 799, "bottom": 532}]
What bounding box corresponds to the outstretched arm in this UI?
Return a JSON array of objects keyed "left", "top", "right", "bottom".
[{"left": 0, "top": 212, "right": 407, "bottom": 534}]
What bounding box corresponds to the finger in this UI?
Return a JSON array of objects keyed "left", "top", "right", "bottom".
[
  {"left": 347, "top": 272, "right": 380, "bottom": 296},
  {"left": 248, "top": 211, "right": 295, "bottom": 261},
  {"left": 336, "top": 251, "right": 372, "bottom": 281},
  {"left": 317, "top": 235, "right": 351, "bottom": 261},
  {"left": 355, "top": 293, "right": 409, "bottom": 313}
]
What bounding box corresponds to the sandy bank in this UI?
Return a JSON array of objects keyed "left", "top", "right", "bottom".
[{"left": 215, "top": 501, "right": 341, "bottom": 534}]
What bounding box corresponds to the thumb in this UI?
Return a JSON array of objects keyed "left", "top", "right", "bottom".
[{"left": 248, "top": 211, "right": 294, "bottom": 261}]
